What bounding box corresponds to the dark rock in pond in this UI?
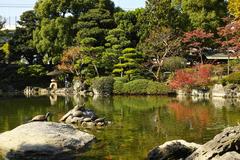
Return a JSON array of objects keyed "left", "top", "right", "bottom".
[
  {"left": 148, "top": 140, "right": 201, "bottom": 160},
  {"left": 0, "top": 122, "right": 95, "bottom": 160},
  {"left": 82, "top": 109, "right": 97, "bottom": 119},
  {"left": 187, "top": 125, "right": 240, "bottom": 160}
]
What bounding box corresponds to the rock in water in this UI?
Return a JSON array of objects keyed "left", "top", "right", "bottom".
[
  {"left": 95, "top": 117, "right": 105, "bottom": 123},
  {"left": 73, "top": 111, "right": 83, "bottom": 117},
  {"left": 187, "top": 125, "right": 240, "bottom": 160},
  {"left": 59, "top": 110, "right": 73, "bottom": 122},
  {"left": 71, "top": 117, "right": 84, "bottom": 124},
  {"left": 83, "top": 118, "right": 92, "bottom": 122},
  {"left": 213, "top": 151, "right": 240, "bottom": 160},
  {"left": 0, "top": 122, "right": 95, "bottom": 160},
  {"left": 148, "top": 140, "right": 201, "bottom": 160}
]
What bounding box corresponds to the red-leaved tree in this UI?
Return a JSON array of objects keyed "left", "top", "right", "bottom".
[
  {"left": 182, "top": 29, "right": 215, "bottom": 64},
  {"left": 170, "top": 64, "right": 212, "bottom": 89},
  {"left": 217, "top": 20, "right": 240, "bottom": 53}
]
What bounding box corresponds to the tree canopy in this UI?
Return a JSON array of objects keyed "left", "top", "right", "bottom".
[
  {"left": 228, "top": 0, "right": 240, "bottom": 19},
  {"left": 178, "top": 0, "right": 227, "bottom": 31},
  {"left": 1, "top": 0, "right": 238, "bottom": 89}
]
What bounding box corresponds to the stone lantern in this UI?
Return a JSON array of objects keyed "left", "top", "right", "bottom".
[{"left": 49, "top": 79, "right": 58, "bottom": 91}]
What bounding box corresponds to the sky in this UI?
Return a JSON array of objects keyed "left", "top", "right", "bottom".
[{"left": 0, "top": 0, "right": 146, "bottom": 29}]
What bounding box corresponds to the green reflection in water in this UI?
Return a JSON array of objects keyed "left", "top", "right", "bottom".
[{"left": 0, "top": 95, "right": 240, "bottom": 160}]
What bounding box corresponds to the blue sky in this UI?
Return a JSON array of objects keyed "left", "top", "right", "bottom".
[{"left": 0, "top": 0, "right": 145, "bottom": 29}]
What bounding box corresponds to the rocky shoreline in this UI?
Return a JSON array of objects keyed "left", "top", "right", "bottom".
[
  {"left": 148, "top": 125, "right": 240, "bottom": 160},
  {"left": 20, "top": 83, "right": 240, "bottom": 99}
]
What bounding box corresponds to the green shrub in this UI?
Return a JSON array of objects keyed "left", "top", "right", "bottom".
[
  {"left": 147, "top": 81, "right": 171, "bottom": 95},
  {"left": 114, "top": 77, "right": 128, "bottom": 83},
  {"left": 92, "top": 76, "right": 114, "bottom": 95},
  {"left": 123, "top": 79, "right": 149, "bottom": 94},
  {"left": 162, "top": 56, "right": 187, "bottom": 72},
  {"left": 223, "top": 72, "right": 240, "bottom": 84},
  {"left": 113, "top": 80, "right": 124, "bottom": 94},
  {"left": 113, "top": 79, "right": 171, "bottom": 95}
]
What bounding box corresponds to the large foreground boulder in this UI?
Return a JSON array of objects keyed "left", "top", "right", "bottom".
[
  {"left": 0, "top": 122, "right": 95, "bottom": 160},
  {"left": 148, "top": 140, "right": 201, "bottom": 160},
  {"left": 187, "top": 125, "right": 240, "bottom": 160},
  {"left": 148, "top": 125, "right": 240, "bottom": 160}
]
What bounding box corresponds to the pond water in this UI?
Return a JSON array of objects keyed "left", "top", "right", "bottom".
[{"left": 0, "top": 95, "right": 240, "bottom": 160}]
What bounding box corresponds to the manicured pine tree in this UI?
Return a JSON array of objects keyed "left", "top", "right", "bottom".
[
  {"left": 103, "top": 28, "right": 131, "bottom": 74},
  {"left": 74, "top": 0, "right": 116, "bottom": 77},
  {"left": 113, "top": 48, "right": 144, "bottom": 80}
]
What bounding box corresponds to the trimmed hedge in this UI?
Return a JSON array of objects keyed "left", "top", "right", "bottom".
[
  {"left": 123, "top": 79, "right": 150, "bottom": 94},
  {"left": 113, "top": 80, "right": 124, "bottom": 94},
  {"left": 146, "top": 81, "right": 170, "bottom": 95},
  {"left": 222, "top": 72, "right": 240, "bottom": 84},
  {"left": 92, "top": 76, "right": 114, "bottom": 95},
  {"left": 113, "top": 79, "right": 171, "bottom": 95}
]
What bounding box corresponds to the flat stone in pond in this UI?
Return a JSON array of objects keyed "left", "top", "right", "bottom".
[{"left": 0, "top": 122, "right": 95, "bottom": 160}]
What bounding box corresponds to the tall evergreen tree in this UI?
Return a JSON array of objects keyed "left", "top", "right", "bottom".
[
  {"left": 33, "top": 0, "right": 100, "bottom": 65},
  {"left": 103, "top": 28, "right": 131, "bottom": 74},
  {"left": 9, "top": 11, "right": 39, "bottom": 64},
  {"left": 144, "top": 0, "right": 189, "bottom": 32},
  {"left": 114, "top": 9, "right": 142, "bottom": 46},
  {"left": 178, "top": 0, "right": 227, "bottom": 31},
  {"left": 74, "top": 0, "right": 116, "bottom": 76},
  {"left": 113, "top": 48, "right": 144, "bottom": 80},
  {"left": 33, "top": 17, "right": 73, "bottom": 64}
]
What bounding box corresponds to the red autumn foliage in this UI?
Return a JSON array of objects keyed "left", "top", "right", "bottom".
[
  {"left": 170, "top": 64, "right": 212, "bottom": 89},
  {"left": 182, "top": 29, "right": 215, "bottom": 63},
  {"left": 217, "top": 20, "right": 240, "bottom": 52},
  {"left": 182, "top": 29, "right": 214, "bottom": 47}
]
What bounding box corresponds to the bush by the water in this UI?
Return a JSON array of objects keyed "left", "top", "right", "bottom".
[
  {"left": 147, "top": 81, "right": 170, "bottom": 95},
  {"left": 123, "top": 79, "right": 150, "bottom": 94},
  {"left": 222, "top": 72, "right": 240, "bottom": 84},
  {"left": 113, "top": 80, "right": 124, "bottom": 94},
  {"left": 92, "top": 76, "right": 114, "bottom": 95},
  {"left": 113, "top": 79, "right": 171, "bottom": 95}
]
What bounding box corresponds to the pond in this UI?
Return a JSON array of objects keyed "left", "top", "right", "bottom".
[{"left": 0, "top": 95, "right": 240, "bottom": 159}]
